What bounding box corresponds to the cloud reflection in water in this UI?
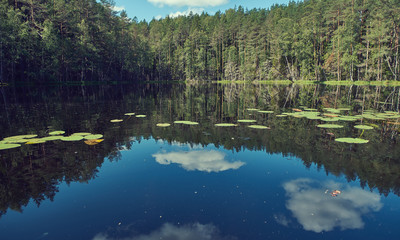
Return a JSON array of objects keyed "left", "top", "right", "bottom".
[
  {"left": 152, "top": 150, "right": 245, "bottom": 172},
  {"left": 92, "top": 222, "right": 236, "bottom": 240},
  {"left": 283, "top": 178, "right": 383, "bottom": 233}
]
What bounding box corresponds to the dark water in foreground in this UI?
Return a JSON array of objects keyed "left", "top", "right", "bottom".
[{"left": 0, "top": 83, "right": 400, "bottom": 239}]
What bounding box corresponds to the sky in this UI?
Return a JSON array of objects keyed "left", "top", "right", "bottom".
[{"left": 112, "top": 0, "right": 292, "bottom": 22}]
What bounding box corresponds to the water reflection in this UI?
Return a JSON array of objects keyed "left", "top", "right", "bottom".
[
  {"left": 282, "top": 178, "right": 383, "bottom": 232},
  {"left": 152, "top": 150, "right": 245, "bottom": 172},
  {"left": 92, "top": 222, "right": 236, "bottom": 240}
]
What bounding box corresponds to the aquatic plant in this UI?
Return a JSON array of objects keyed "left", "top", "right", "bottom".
[
  {"left": 248, "top": 125, "right": 271, "bottom": 129},
  {"left": 335, "top": 138, "right": 369, "bottom": 144},
  {"left": 110, "top": 119, "right": 123, "bottom": 123},
  {"left": 317, "top": 124, "right": 344, "bottom": 129},
  {"left": 156, "top": 123, "right": 171, "bottom": 127}
]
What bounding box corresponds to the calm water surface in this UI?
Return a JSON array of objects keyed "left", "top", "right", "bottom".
[{"left": 0, "top": 83, "right": 399, "bottom": 239}]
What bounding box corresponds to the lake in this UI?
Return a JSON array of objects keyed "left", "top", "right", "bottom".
[{"left": 0, "top": 82, "right": 400, "bottom": 240}]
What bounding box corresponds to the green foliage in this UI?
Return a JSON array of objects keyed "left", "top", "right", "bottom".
[{"left": 0, "top": 0, "right": 399, "bottom": 83}]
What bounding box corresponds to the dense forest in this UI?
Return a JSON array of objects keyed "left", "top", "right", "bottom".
[{"left": 0, "top": 0, "right": 399, "bottom": 83}]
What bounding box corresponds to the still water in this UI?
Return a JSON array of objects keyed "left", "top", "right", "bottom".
[{"left": 0, "top": 83, "right": 400, "bottom": 239}]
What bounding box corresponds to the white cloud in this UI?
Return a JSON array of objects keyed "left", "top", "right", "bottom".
[
  {"left": 93, "top": 222, "right": 235, "bottom": 240},
  {"left": 148, "top": 0, "right": 228, "bottom": 7},
  {"left": 282, "top": 178, "right": 383, "bottom": 233},
  {"left": 152, "top": 150, "right": 245, "bottom": 172},
  {"left": 169, "top": 8, "right": 205, "bottom": 18},
  {"left": 111, "top": 6, "right": 125, "bottom": 12}
]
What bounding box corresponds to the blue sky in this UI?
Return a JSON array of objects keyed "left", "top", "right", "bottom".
[{"left": 112, "top": 0, "right": 292, "bottom": 22}]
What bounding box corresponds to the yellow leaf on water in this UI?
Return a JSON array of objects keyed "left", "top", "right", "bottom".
[{"left": 84, "top": 139, "right": 104, "bottom": 145}]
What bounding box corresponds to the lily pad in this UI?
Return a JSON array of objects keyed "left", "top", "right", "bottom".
[
  {"left": 0, "top": 143, "right": 21, "bottom": 150},
  {"left": 49, "top": 131, "right": 65, "bottom": 135},
  {"left": 335, "top": 138, "right": 369, "bottom": 144},
  {"left": 26, "top": 139, "right": 46, "bottom": 144},
  {"left": 3, "top": 134, "right": 38, "bottom": 141},
  {"left": 156, "top": 123, "right": 171, "bottom": 127},
  {"left": 215, "top": 123, "right": 238, "bottom": 127},
  {"left": 338, "top": 117, "right": 358, "bottom": 122},
  {"left": 317, "top": 124, "right": 344, "bottom": 129},
  {"left": 320, "top": 118, "right": 339, "bottom": 122},
  {"left": 247, "top": 108, "right": 260, "bottom": 111},
  {"left": 84, "top": 139, "right": 104, "bottom": 145},
  {"left": 325, "top": 108, "right": 341, "bottom": 114},
  {"left": 248, "top": 125, "right": 271, "bottom": 129},
  {"left": 276, "top": 115, "right": 288, "bottom": 118},
  {"left": 354, "top": 125, "right": 374, "bottom": 130},
  {"left": 110, "top": 119, "right": 123, "bottom": 123},
  {"left": 71, "top": 132, "right": 92, "bottom": 136},
  {"left": 136, "top": 115, "right": 146, "bottom": 118},
  {"left": 306, "top": 116, "right": 323, "bottom": 120},
  {"left": 41, "top": 136, "right": 64, "bottom": 141},
  {"left": 61, "top": 136, "right": 84, "bottom": 141},
  {"left": 258, "top": 110, "right": 274, "bottom": 114},
  {"left": 124, "top": 113, "right": 135, "bottom": 116},
  {"left": 174, "top": 121, "right": 199, "bottom": 125},
  {"left": 238, "top": 119, "right": 257, "bottom": 123},
  {"left": 1, "top": 139, "right": 30, "bottom": 144},
  {"left": 84, "top": 134, "right": 103, "bottom": 140},
  {"left": 323, "top": 113, "right": 339, "bottom": 117}
]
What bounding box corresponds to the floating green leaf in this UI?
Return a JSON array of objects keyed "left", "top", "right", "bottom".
[
  {"left": 385, "top": 111, "right": 399, "bottom": 115},
  {"left": 110, "top": 119, "right": 123, "bottom": 123},
  {"left": 238, "top": 119, "right": 257, "bottom": 123},
  {"left": 362, "top": 114, "right": 385, "bottom": 120},
  {"left": 71, "top": 132, "right": 92, "bottom": 136},
  {"left": 354, "top": 125, "right": 374, "bottom": 130},
  {"left": 215, "top": 123, "right": 238, "bottom": 127},
  {"left": 0, "top": 143, "right": 21, "bottom": 150},
  {"left": 61, "top": 136, "right": 84, "bottom": 141},
  {"left": 1, "top": 139, "right": 30, "bottom": 144},
  {"left": 124, "top": 113, "right": 135, "bottom": 116},
  {"left": 320, "top": 118, "right": 339, "bottom": 122},
  {"left": 335, "top": 138, "right": 369, "bottom": 144},
  {"left": 26, "top": 139, "right": 46, "bottom": 144},
  {"left": 306, "top": 116, "right": 322, "bottom": 120},
  {"left": 258, "top": 110, "right": 274, "bottom": 114},
  {"left": 3, "top": 134, "right": 38, "bottom": 141},
  {"left": 276, "top": 115, "right": 288, "bottom": 117},
  {"left": 49, "top": 131, "right": 65, "bottom": 135},
  {"left": 136, "top": 115, "right": 146, "bottom": 118},
  {"left": 317, "top": 124, "right": 344, "bottom": 129},
  {"left": 41, "top": 136, "right": 64, "bottom": 141},
  {"left": 248, "top": 125, "right": 270, "bottom": 129},
  {"left": 156, "top": 123, "right": 171, "bottom": 127},
  {"left": 84, "top": 134, "right": 104, "bottom": 140},
  {"left": 174, "top": 121, "right": 199, "bottom": 125},
  {"left": 247, "top": 108, "right": 259, "bottom": 111},
  {"left": 325, "top": 108, "right": 341, "bottom": 114},
  {"left": 338, "top": 117, "right": 358, "bottom": 122}
]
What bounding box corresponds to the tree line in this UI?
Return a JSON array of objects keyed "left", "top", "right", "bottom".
[{"left": 0, "top": 0, "right": 399, "bottom": 83}]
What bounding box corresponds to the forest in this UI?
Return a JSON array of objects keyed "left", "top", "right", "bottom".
[{"left": 0, "top": 0, "right": 399, "bottom": 83}]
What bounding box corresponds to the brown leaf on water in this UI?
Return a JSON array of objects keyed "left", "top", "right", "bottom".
[
  {"left": 292, "top": 108, "right": 303, "bottom": 112},
  {"left": 84, "top": 139, "right": 104, "bottom": 145}
]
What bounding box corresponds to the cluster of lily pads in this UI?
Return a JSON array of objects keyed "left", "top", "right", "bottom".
[
  {"left": 110, "top": 112, "right": 147, "bottom": 123},
  {"left": 277, "top": 107, "right": 400, "bottom": 144},
  {"left": 0, "top": 131, "right": 104, "bottom": 150},
  {"left": 155, "top": 108, "right": 272, "bottom": 129}
]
